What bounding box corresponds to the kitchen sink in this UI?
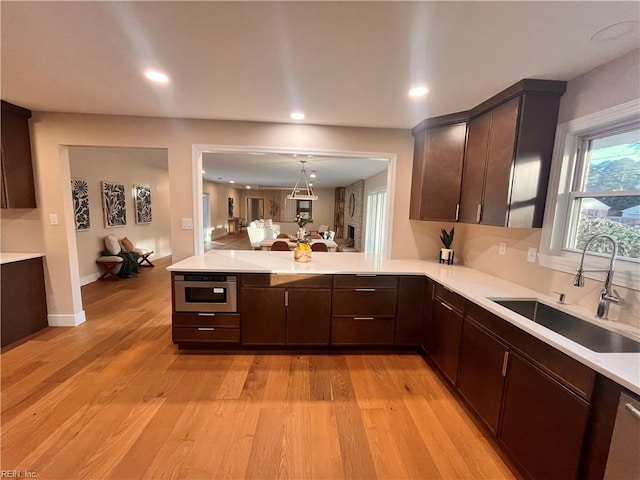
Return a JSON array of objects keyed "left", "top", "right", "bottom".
[{"left": 491, "top": 299, "right": 640, "bottom": 353}]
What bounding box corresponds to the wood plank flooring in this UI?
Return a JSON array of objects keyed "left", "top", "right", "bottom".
[{"left": 1, "top": 257, "right": 519, "bottom": 479}]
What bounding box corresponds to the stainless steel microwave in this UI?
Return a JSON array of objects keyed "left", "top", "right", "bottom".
[{"left": 173, "top": 274, "right": 237, "bottom": 313}]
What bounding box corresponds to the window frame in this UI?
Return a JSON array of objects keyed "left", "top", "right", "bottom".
[{"left": 539, "top": 98, "right": 640, "bottom": 291}]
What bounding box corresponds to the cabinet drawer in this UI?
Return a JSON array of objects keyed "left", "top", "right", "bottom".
[
  {"left": 466, "top": 302, "right": 595, "bottom": 401},
  {"left": 172, "top": 326, "right": 240, "bottom": 343},
  {"left": 172, "top": 313, "right": 240, "bottom": 328},
  {"left": 434, "top": 284, "right": 466, "bottom": 313},
  {"left": 333, "top": 274, "right": 398, "bottom": 289},
  {"left": 332, "top": 289, "right": 397, "bottom": 316},
  {"left": 331, "top": 317, "right": 395, "bottom": 345},
  {"left": 241, "top": 274, "right": 332, "bottom": 288}
]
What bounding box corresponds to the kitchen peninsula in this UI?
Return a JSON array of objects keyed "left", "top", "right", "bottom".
[{"left": 169, "top": 250, "right": 640, "bottom": 479}]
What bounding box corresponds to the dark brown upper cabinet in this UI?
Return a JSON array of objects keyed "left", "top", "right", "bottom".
[
  {"left": 410, "top": 117, "right": 467, "bottom": 221},
  {"left": 1, "top": 100, "right": 36, "bottom": 208},
  {"left": 412, "top": 79, "right": 566, "bottom": 228},
  {"left": 459, "top": 80, "right": 566, "bottom": 227}
]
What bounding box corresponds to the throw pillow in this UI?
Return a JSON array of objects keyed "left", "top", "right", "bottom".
[
  {"left": 105, "top": 234, "right": 121, "bottom": 255},
  {"left": 120, "top": 237, "right": 134, "bottom": 252}
]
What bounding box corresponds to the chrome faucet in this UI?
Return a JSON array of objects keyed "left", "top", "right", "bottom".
[{"left": 573, "top": 234, "right": 619, "bottom": 319}]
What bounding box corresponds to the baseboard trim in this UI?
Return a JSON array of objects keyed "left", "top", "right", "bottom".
[
  {"left": 48, "top": 311, "right": 86, "bottom": 327},
  {"left": 80, "top": 272, "right": 100, "bottom": 286}
]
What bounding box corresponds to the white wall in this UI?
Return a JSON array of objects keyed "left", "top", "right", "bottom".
[
  {"left": 27, "top": 116, "right": 411, "bottom": 324},
  {"left": 456, "top": 49, "right": 640, "bottom": 328},
  {"left": 68, "top": 146, "right": 171, "bottom": 284}
]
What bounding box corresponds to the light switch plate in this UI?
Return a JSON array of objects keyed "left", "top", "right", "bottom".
[
  {"left": 527, "top": 247, "right": 537, "bottom": 263},
  {"left": 181, "top": 217, "right": 193, "bottom": 230},
  {"left": 50, "top": 213, "right": 58, "bottom": 225},
  {"left": 499, "top": 242, "right": 507, "bottom": 255}
]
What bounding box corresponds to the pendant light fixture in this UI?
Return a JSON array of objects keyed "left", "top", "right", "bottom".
[{"left": 287, "top": 160, "right": 318, "bottom": 200}]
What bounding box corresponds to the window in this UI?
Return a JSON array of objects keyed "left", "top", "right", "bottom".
[
  {"left": 540, "top": 99, "right": 640, "bottom": 290},
  {"left": 565, "top": 126, "right": 640, "bottom": 259}
]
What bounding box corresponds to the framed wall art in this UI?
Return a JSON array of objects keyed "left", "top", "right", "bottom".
[
  {"left": 134, "top": 185, "right": 152, "bottom": 224},
  {"left": 101, "top": 181, "right": 127, "bottom": 228},
  {"left": 71, "top": 178, "right": 91, "bottom": 231}
]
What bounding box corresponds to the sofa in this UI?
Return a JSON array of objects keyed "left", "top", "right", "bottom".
[{"left": 246, "top": 219, "right": 281, "bottom": 248}]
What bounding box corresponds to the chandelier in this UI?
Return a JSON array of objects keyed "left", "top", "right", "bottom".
[{"left": 287, "top": 160, "right": 318, "bottom": 200}]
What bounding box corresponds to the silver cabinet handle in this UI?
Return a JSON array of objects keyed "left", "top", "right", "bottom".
[
  {"left": 441, "top": 302, "right": 453, "bottom": 311},
  {"left": 356, "top": 288, "right": 376, "bottom": 292},
  {"left": 625, "top": 403, "right": 640, "bottom": 420},
  {"left": 198, "top": 327, "right": 215, "bottom": 331},
  {"left": 455, "top": 204, "right": 460, "bottom": 221},
  {"left": 502, "top": 351, "right": 509, "bottom": 377},
  {"left": 354, "top": 317, "right": 374, "bottom": 320},
  {"left": 284, "top": 290, "right": 289, "bottom": 307},
  {"left": 356, "top": 274, "right": 376, "bottom": 277},
  {"left": 198, "top": 313, "right": 216, "bottom": 316},
  {"left": 476, "top": 204, "right": 482, "bottom": 223}
]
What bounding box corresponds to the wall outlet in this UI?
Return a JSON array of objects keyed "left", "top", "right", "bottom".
[
  {"left": 181, "top": 217, "right": 193, "bottom": 230},
  {"left": 499, "top": 242, "right": 507, "bottom": 255},
  {"left": 50, "top": 213, "right": 58, "bottom": 225},
  {"left": 527, "top": 247, "right": 537, "bottom": 263}
]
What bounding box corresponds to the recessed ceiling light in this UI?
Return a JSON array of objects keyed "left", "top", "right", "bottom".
[
  {"left": 144, "top": 69, "right": 170, "bottom": 84},
  {"left": 290, "top": 112, "right": 305, "bottom": 120},
  {"left": 409, "top": 86, "right": 429, "bottom": 98},
  {"left": 246, "top": 185, "right": 251, "bottom": 189},
  {"left": 229, "top": 180, "right": 235, "bottom": 184},
  {"left": 310, "top": 172, "right": 317, "bottom": 179}
]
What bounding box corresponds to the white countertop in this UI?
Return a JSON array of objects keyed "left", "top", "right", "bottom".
[
  {"left": 0, "top": 252, "right": 45, "bottom": 265},
  {"left": 168, "top": 250, "right": 640, "bottom": 395}
]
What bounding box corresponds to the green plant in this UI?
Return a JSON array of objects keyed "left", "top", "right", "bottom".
[{"left": 440, "top": 227, "right": 455, "bottom": 249}]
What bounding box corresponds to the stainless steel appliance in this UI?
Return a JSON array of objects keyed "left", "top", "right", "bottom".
[
  {"left": 604, "top": 391, "right": 640, "bottom": 479},
  {"left": 173, "top": 274, "right": 237, "bottom": 313}
]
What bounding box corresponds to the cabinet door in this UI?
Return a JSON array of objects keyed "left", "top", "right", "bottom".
[
  {"left": 418, "top": 123, "right": 467, "bottom": 221},
  {"left": 482, "top": 98, "right": 520, "bottom": 226},
  {"left": 409, "top": 129, "right": 427, "bottom": 220},
  {"left": 500, "top": 353, "right": 590, "bottom": 480},
  {"left": 459, "top": 112, "right": 490, "bottom": 223},
  {"left": 1, "top": 257, "right": 48, "bottom": 347},
  {"left": 431, "top": 298, "right": 464, "bottom": 384},
  {"left": 0, "top": 102, "right": 36, "bottom": 208},
  {"left": 241, "top": 287, "right": 286, "bottom": 345},
  {"left": 457, "top": 319, "right": 507, "bottom": 434},
  {"left": 286, "top": 288, "right": 331, "bottom": 345},
  {"left": 395, "top": 276, "right": 424, "bottom": 345},
  {"left": 420, "top": 279, "right": 435, "bottom": 353}
]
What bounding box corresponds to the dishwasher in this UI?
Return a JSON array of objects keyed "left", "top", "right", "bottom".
[{"left": 604, "top": 391, "right": 640, "bottom": 479}]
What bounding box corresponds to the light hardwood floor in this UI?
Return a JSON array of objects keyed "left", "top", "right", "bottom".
[{"left": 1, "top": 257, "right": 519, "bottom": 479}]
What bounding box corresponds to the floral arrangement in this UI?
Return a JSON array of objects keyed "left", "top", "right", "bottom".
[
  {"left": 294, "top": 238, "right": 312, "bottom": 262},
  {"left": 295, "top": 214, "right": 312, "bottom": 228}
]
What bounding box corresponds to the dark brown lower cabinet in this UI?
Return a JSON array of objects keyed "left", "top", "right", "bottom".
[
  {"left": 499, "top": 352, "right": 590, "bottom": 480},
  {"left": 241, "top": 287, "right": 286, "bottom": 345},
  {"left": 1, "top": 257, "right": 48, "bottom": 347},
  {"left": 395, "top": 276, "right": 424, "bottom": 345},
  {"left": 431, "top": 297, "right": 464, "bottom": 384},
  {"left": 419, "top": 279, "right": 435, "bottom": 352},
  {"left": 286, "top": 288, "right": 331, "bottom": 345},
  {"left": 241, "top": 286, "right": 331, "bottom": 346},
  {"left": 457, "top": 318, "right": 507, "bottom": 434}
]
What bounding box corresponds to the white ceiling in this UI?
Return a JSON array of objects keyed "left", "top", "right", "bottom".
[
  {"left": 201, "top": 151, "right": 389, "bottom": 188},
  {"left": 1, "top": 1, "right": 639, "bottom": 131}
]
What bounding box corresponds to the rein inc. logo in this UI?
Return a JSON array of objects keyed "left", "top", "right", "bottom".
[{"left": 1, "top": 471, "right": 37, "bottom": 478}]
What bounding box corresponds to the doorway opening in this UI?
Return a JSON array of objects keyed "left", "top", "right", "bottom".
[{"left": 192, "top": 145, "right": 396, "bottom": 257}]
